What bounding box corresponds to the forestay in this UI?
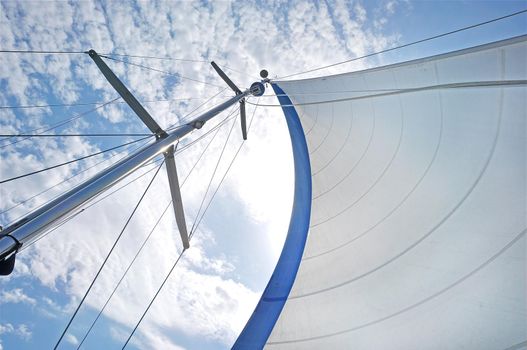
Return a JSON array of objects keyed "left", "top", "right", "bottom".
[{"left": 256, "top": 35, "right": 526, "bottom": 349}]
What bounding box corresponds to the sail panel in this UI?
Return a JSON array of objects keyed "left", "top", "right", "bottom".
[{"left": 263, "top": 35, "right": 526, "bottom": 349}]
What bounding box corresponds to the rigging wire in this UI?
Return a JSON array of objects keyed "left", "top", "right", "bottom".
[
  {"left": 0, "top": 50, "right": 85, "bottom": 54},
  {"left": 0, "top": 101, "right": 118, "bottom": 110},
  {"left": 121, "top": 101, "right": 260, "bottom": 348},
  {"left": 5, "top": 106, "right": 235, "bottom": 229},
  {"left": 52, "top": 160, "right": 165, "bottom": 350},
  {"left": 0, "top": 50, "right": 249, "bottom": 79},
  {"left": 22, "top": 158, "right": 164, "bottom": 251},
  {"left": 20, "top": 110, "right": 237, "bottom": 248},
  {"left": 100, "top": 52, "right": 208, "bottom": 63},
  {"left": 1, "top": 89, "right": 230, "bottom": 146},
  {"left": 166, "top": 88, "right": 229, "bottom": 130},
  {"left": 247, "top": 80, "right": 527, "bottom": 107},
  {"left": 0, "top": 97, "right": 206, "bottom": 110},
  {"left": 8, "top": 108, "right": 234, "bottom": 219},
  {"left": 176, "top": 105, "right": 238, "bottom": 156},
  {"left": 2, "top": 85, "right": 239, "bottom": 236},
  {"left": 1, "top": 137, "right": 153, "bottom": 219},
  {"left": 100, "top": 55, "right": 225, "bottom": 89},
  {"left": 122, "top": 112, "right": 238, "bottom": 349},
  {"left": 0, "top": 98, "right": 121, "bottom": 148},
  {"left": 75, "top": 108, "right": 227, "bottom": 348},
  {"left": 121, "top": 248, "right": 185, "bottom": 349},
  {"left": 0, "top": 49, "right": 206, "bottom": 63},
  {"left": 193, "top": 98, "right": 260, "bottom": 231},
  {"left": 258, "top": 88, "right": 416, "bottom": 97},
  {"left": 188, "top": 109, "right": 239, "bottom": 235},
  {"left": 19, "top": 107, "right": 238, "bottom": 348},
  {"left": 169, "top": 113, "right": 236, "bottom": 154},
  {"left": 1, "top": 86, "right": 236, "bottom": 219},
  {"left": 276, "top": 9, "right": 527, "bottom": 79},
  {"left": 174, "top": 113, "right": 237, "bottom": 155},
  {"left": 0, "top": 136, "right": 151, "bottom": 184},
  {"left": 98, "top": 53, "right": 254, "bottom": 81},
  {"left": 77, "top": 201, "right": 172, "bottom": 349},
  {"left": 211, "top": 62, "right": 261, "bottom": 81},
  {"left": 0, "top": 133, "right": 152, "bottom": 138},
  {"left": 0, "top": 50, "right": 249, "bottom": 93}
]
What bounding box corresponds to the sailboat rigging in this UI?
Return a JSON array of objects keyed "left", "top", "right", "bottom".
[
  {"left": 0, "top": 7, "right": 526, "bottom": 350},
  {"left": 0, "top": 50, "right": 265, "bottom": 275}
]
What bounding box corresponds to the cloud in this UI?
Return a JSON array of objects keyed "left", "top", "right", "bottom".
[
  {"left": 0, "top": 1, "right": 398, "bottom": 348},
  {"left": 65, "top": 334, "right": 79, "bottom": 346},
  {"left": 0, "top": 323, "right": 32, "bottom": 341},
  {"left": 108, "top": 325, "right": 186, "bottom": 350},
  {"left": 16, "top": 324, "right": 31, "bottom": 341},
  {"left": 0, "top": 324, "right": 14, "bottom": 335},
  {"left": 0, "top": 288, "right": 36, "bottom": 306}
]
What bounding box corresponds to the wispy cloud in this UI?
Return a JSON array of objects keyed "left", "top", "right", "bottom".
[
  {"left": 65, "top": 333, "right": 79, "bottom": 346},
  {"left": 0, "top": 1, "right": 398, "bottom": 348},
  {"left": 0, "top": 288, "right": 36, "bottom": 306},
  {"left": 0, "top": 322, "right": 32, "bottom": 341}
]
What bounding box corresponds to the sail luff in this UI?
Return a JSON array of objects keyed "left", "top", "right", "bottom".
[{"left": 232, "top": 83, "right": 312, "bottom": 349}]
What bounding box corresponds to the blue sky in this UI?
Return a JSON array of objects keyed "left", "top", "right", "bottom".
[{"left": 0, "top": 1, "right": 525, "bottom": 349}]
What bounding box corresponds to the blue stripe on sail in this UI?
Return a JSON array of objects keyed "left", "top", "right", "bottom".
[{"left": 232, "top": 83, "right": 312, "bottom": 349}]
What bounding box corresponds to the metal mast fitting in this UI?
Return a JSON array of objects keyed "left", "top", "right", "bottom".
[
  {"left": 210, "top": 62, "right": 264, "bottom": 140},
  {"left": 260, "top": 69, "right": 271, "bottom": 84},
  {"left": 88, "top": 49, "right": 189, "bottom": 249},
  {"left": 0, "top": 51, "right": 264, "bottom": 275},
  {"left": 164, "top": 144, "right": 189, "bottom": 249},
  {"left": 87, "top": 50, "right": 167, "bottom": 139}
]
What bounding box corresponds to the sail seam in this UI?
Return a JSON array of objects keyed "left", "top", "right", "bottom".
[{"left": 249, "top": 80, "right": 527, "bottom": 107}]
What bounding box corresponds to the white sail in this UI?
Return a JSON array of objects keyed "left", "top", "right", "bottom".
[{"left": 236, "top": 35, "right": 527, "bottom": 349}]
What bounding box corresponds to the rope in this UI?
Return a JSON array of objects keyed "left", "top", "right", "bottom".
[{"left": 277, "top": 9, "right": 527, "bottom": 79}]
